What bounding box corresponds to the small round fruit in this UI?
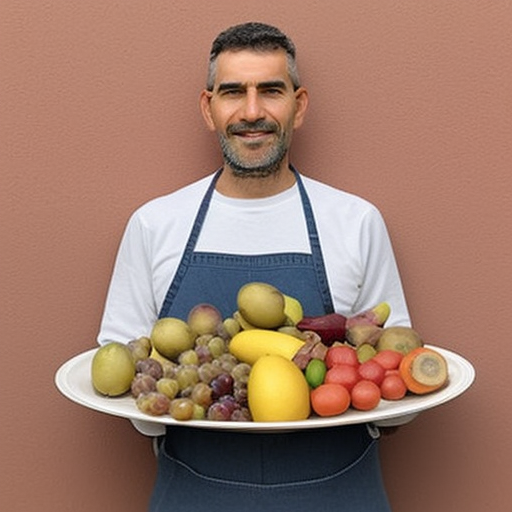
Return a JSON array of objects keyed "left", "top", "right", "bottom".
[
  {"left": 91, "top": 342, "right": 136, "bottom": 396},
  {"left": 248, "top": 355, "right": 310, "bottom": 422},
  {"left": 305, "top": 358, "right": 327, "bottom": 388},
  {"left": 380, "top": 374, "right": 407, "bottom": 400},
  {"left": 324, "top": 364, "right": 360, "bottom": 392},
  {"left": 351, "top": 380, "right": 381, "bottom": 411},
  {"left": 127, "top": 336, "right": 151, "bottom": 362},
  {"left": 169, "top": 398, "right": 195, "bottom": 421},
  {"left": 150, "top": 317, "right": 195, "bottom": 361},
  {"left": 311, "top": 383, "right": 351, "bottom": 417},
  {"left": 135, "top": 392, "right": 170, "bottom": 416},
  {"left": 187, "top": 303, "right": 222, "bottom": 336},
  {"left": 156, "top": 378, "right": 180, "bottom": 400},
  {"left": 358, "top": 359, "right": 386, "bottom": 386},
  {"left": 325, "top": 345, "right": 359, "bottom": 369},
  {"left": 372, "top": 349, "right": 404, "bottom": 371},
  {"left": 237, "top": 282, "right": 287, "bottom": 329}
]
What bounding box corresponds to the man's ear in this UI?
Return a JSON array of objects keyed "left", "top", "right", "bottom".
[
  {"left": 199, "top": 90, "right": 216, "bottom": 132},
  {"left": 293, "top": 87, "right": 309, "bottom": 129}
]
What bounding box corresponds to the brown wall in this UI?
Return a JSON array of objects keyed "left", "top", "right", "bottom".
[{"left": 2, "top": 1, "right": 511, "bottom": 511}]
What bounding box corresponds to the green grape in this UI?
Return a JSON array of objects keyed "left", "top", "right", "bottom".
[
  {"left": 192, "top": 404, "right": 206, "bottom": 420},
  {"left": 213, "top": 353, "right": 238, "bottom": 373},
  {"left": 208, "top": 336, "right": 227, "bottom": 358},
  {"left": 231, "top": 362, "right": 251, "bottom": 384},
  {"left": 156, "top": 378, "right": 180, "bottom": 400},
  {"left": 175, "top": 365, "right": 199, "bottom": 390},
  {"left": 194, "top": 333, "right": 214, "bottom": 347},
  {"left": 190, "top": 382, "right": 213, "bottom": 408},
  {"left": 198, "top": 362, "right": 222, "bottom": 383},
  {"left": 178, "top": 349, "right": 199, "bottom": 366},
  {"left": 169, "top": 398, "right": 194, "bottom": 421},
  {"left": 136, "top": 392, "right": 170, "bottom": 416}
]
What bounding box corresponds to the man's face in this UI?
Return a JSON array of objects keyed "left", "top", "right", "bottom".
[{"left": 201, "top": 49, "right": 308, "bottom": 178}]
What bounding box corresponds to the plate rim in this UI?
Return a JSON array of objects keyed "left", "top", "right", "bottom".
[{"left": 55, "top": 344, "right": 476, "bottom": 432}]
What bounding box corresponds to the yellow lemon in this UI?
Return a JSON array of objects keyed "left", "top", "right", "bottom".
[
  {"left": 91, "top": 342, "right": 136, "bottom": 396},
  {"left": 248, "top": 355, "right": 311, "bottom": 422}
]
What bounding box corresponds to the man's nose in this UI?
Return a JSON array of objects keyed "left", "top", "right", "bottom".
[{"left": 240, "top": 89, "right": 265, "bottom": 121}]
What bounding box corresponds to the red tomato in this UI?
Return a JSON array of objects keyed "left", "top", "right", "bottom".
[
  {"left": 325, "top": 346, "right": 359, "bottom": 369},
  {"left": 351, "top": 380, "right": 381, "bottom": 411},
  {"left": 372, "top": 350, "right": 404, "bottom": 371},
  {"left": 380, "top": 373, "right": 407, "bottom": 400},
  {"left": 324, "top": 364, "right": 361, "bottom": 391},
  {"left": 310, "top": 383, "right": 351, "bottom": 417},
  {"left": 358, "top": 359, "right": 386, "bottom": 386}
]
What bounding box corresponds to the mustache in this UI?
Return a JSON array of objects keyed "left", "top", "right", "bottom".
[{"left": 226, "top": 120, "right": 279, "bottom": 135}]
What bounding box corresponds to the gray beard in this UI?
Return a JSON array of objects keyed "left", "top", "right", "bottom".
[{"left": 218, "top": 124, "right": 289, "bottom": 179}]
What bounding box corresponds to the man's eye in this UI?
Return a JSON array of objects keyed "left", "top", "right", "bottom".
[
  {"left": 221, "top": 89, "right": 243, "bottom": 96},
  {"left": 262, "top": 88, "right": 282, "bottom": 95}
]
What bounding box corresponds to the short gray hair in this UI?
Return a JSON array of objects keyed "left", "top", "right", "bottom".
[{"left": 206, "top": 22, "right": 301, "bottom": 91}]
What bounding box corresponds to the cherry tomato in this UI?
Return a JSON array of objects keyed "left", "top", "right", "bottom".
[
  {"left": 310, "top": 383, "right": 351, "bottom": 417},
  {"left": 380, "top": 373, "right": 407, "bottom": 400},
  {"left": 351, "top": 380, "right": 381, "bottom": 411},
  {"left": 372, "top": 350, "right": 404, "bottom": 371},
  {"left": 324, "top": 364, "right": 361, "bottom": 391},
  {"left": 358, "top": 359, "right": 386, "bottom": 386},
  {"left": 325, "top": 346, "right": 359, "bottom": 369}
]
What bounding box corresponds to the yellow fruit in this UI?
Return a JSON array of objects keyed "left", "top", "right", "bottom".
[
  {"left": 150, "top": 317, "right": 195, "bottom": 361},
  {"left": 150, "top": 346, "right": 173, "bottom": 365},
  {"left": 91, "top": 342, "right": 136, "bottom": 396},
  {"left": 228, "top": 329, "right": 305, "bottom": 365},
  {"left": 237, "top": 282, "right": 287, "bottom": 329},
  {"left": 233, "top": 310, "right": 257, "bottom": 330},
  {"left": 283, "top": 294, "right": 304, "bottom": 325},
  {"left": 248, "top": 355, "right": 311, "bottom": 422}
]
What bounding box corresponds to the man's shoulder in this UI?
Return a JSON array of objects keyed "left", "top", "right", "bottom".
[
  {"left": 301, "top": 174, "right": 377, "bottom": 213},
  {"left": 134, "top": 173, "right": 215, "bottom": 218}
]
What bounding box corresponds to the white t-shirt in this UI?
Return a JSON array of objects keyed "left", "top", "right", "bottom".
[{"left": 98, "top": 172, "right": 410, "bottom": 345}]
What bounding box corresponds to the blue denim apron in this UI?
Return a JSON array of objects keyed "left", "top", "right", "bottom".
[{"left": 149, "top": 169, "right": 391, "bottom": 512}]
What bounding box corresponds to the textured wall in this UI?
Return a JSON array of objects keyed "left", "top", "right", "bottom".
[{"left": 1, "top": 1, "right": 511, "bottom": 511}]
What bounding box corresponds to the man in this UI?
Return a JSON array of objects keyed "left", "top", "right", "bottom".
[{"left": 98, "top": 22, "right": 410, "bottom": 511}]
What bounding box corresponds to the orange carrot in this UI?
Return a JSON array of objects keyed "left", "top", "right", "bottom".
[{"left": 399, "top": 347, "right": 448, "bottom": 395}]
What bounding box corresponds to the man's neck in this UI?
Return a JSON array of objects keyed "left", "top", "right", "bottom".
[{"left": 215, "top": 164, "right": 296, "bottom": 199}]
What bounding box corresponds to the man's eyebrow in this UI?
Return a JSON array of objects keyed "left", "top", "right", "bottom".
[
  {"left": 257, "top": 80, "right": 288, "bottom": 90},
  {"left": 216, "top": 80, "right": 289, "bottom": 92},
  {"left": 217, "top": 82, "right": 244, "bottom": 92}
]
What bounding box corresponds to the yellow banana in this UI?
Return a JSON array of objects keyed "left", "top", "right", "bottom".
[{"left": 228, "top": 329, "right": 305, "bottom": 365}]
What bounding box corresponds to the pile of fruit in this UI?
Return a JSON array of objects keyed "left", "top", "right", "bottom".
[{"left": 91, "top": 282, "right": 449, "bottom": 422}]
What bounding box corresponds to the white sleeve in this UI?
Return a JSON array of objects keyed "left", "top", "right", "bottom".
[
  {"left": 97, "top": 213, "right": 159, "bottom": 345},
  {"left": 354, "top": 207, "right": 411, "bottom": 327},
  {"left": 357, "top": 209, "right": 418, "bottom": 427}
]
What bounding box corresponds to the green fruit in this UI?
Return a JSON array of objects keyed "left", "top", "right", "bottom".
[
  {"left": 151, "top": 317, "right": 195, "bottom": 361},
  {"left": 305, "top": 358, "right": 327, "bottom": 388},
  {"left": 91, "top": 342, "right": 136, "bottom": 396},
  {"left": 237, "top": 282, "right": 287, "bottom": 329}
]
